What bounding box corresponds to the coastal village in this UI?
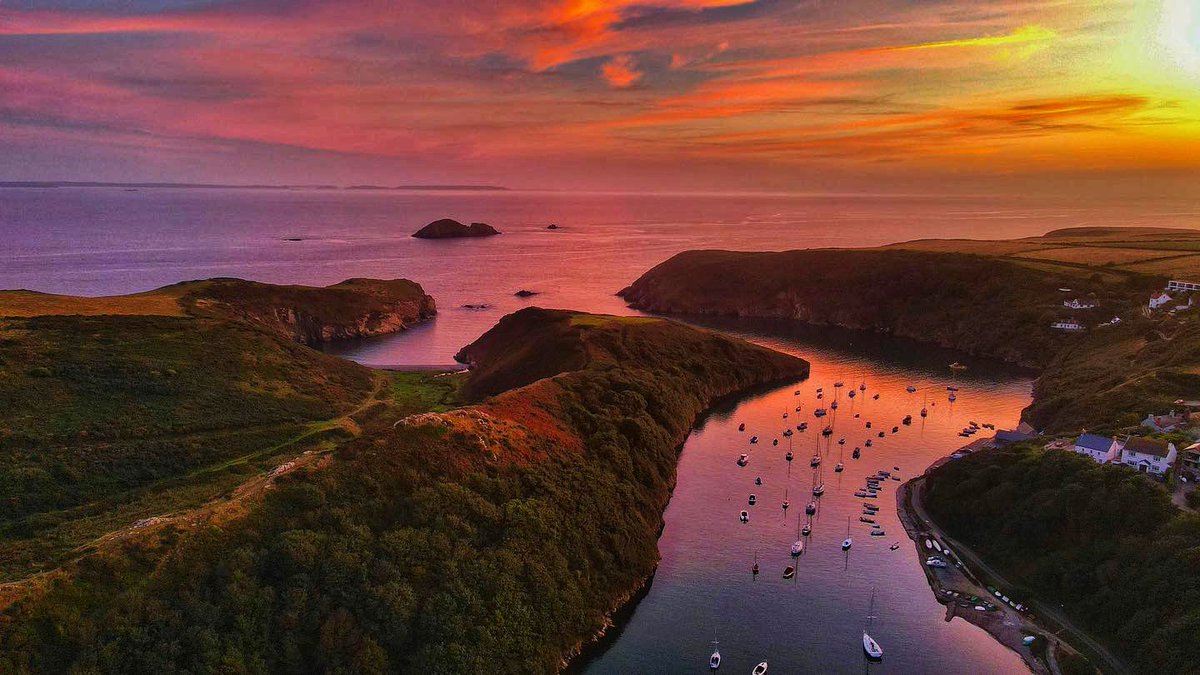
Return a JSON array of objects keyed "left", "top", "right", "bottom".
[{"left": 898, "top": 276, "right": 1200, "bottom": 675}]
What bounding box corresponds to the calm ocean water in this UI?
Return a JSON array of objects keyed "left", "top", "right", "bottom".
[{"left": 3, "top": 187, "right": 1189, "bottom": 672}]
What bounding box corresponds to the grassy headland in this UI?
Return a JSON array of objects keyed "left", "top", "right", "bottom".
[
  {"left": 0, "top": 301, "right": 806, "bottom": 673},
  {"left": 619, "top": 227, "right": 1200, "bottom": 432}
]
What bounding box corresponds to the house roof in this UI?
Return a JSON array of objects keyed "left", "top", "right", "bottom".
[
  {"left": 995, "top": 430, "right": 1034, "bottom": 445},
  {"left": 1016, "top": 421, "right": 1038, "bottom": 435},
  {"left": 1151, "top": 291, "right": 1172, "bottom": 301},
  {"left": 1075, "top": 433, "right": 1114, "bottom": 452},
  {"left": 1123, "top": 437, "right": 1172, "bottom": 458}
]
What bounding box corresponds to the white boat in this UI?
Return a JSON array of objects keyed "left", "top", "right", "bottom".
[
  {"left": 752, "top": 662, "right": 768, "bottom": 675},
  {"left": 791, "top": 540, "right": 804, "bottom": 556},
  {"left": 801, "top": 523, "right": 811, "bottom": 536},
  {"left": 782, "top": 565, "right": 795, "bottom": 579},
  {"left": 812, "top": 483, "right": 824, "bottom": 496},
  {"left": 740, "top": 510, "right": 749, "bottom": 523},
  {"left": 810, "top": 455, "right": 821, "bottom": 467},
  {"left": 709, "top": 641, "right": 721, "bottom": 670},
  {"left": 842, "top": 516, "right": 852, "bottom": 550},
  {"left": 805, "top": 501, "right": 816, "bottom": 515},
  {"left": 863, "top": 632, "right": 883, "bottom": 660},
  {"left": 863, "top": 588, "right": 884, "bottom": 660},
  {"left": 835, "top": 462, "right": 844, "bottom": 472},
  {"left": 813, "top": 408, "right": 827, "bottom": 417},
  {"left": 737, "top": 454, "right": 748, "bottom": 466}
]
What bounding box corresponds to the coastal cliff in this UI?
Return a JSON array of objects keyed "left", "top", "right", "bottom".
[
  {"left": 182, "top": 277, "right": 436, "bottom": 344},
  {"left": 619, "top": 248, "right": 1093, "bottom": 368},
  {"left": 0, "top": 306, "right": 807, "bottom": 674}
]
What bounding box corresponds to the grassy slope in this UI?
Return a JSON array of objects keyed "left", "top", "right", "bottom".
[
  {"left": 0, "top": 308, "right": 807, "bottom": 674},
  {"left": 924, "top": 445, "right": 1200, "bottom": 674},
  {"left": 0, "top": 278, "right": 434, "bottom": 581}
]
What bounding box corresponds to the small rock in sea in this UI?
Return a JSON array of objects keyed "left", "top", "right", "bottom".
[
  {"left": 546, "top": 224, "right": 559, "bottom": 230},
  {"left": 461, "top": 303, "right": 492, "bottom": 310},
  {"left": 514, "top": 290, "right": 539, "bottom": 298}
]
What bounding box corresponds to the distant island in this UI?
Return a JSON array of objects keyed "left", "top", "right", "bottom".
[
  {"left": 412, "top": 218, "right": 501, "bottom": 239},
  {"left": 346, "top": 184, "right": 509, "bottom": 191},
  {"left": 0, "top": 181, "right": 509, "bottom": 191}
]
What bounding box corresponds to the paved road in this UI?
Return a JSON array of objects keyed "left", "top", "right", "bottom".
[{"left": 909, "top": 475, "right": 1133, "bottom": 675}]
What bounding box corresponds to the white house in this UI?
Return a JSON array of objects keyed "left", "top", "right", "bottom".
[
  {"left": 1119, "top": 437, "right": 1177, "bottom": 476},
  {"left": 1051, "top": 319, "right": 1084, "bottom": 331},
  {"left": 1064, "top": 299, "right": 1096, "bottom": 309},
  {"left": 1073, "top": 433, "right": 1120, "bottom": 464},
  {"left": 1149, "top": 291, "right": 1172, "bottom": 310},
  {"left": 1167, "top": 280, "right": 1200, "bottom": 293}
]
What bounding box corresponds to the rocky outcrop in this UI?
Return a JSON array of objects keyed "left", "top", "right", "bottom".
[{"left": 412, "top": 218, "right": 500, "bottom": 239}]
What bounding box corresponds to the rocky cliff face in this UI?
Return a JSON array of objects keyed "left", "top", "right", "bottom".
[
  {"left": 183, "top": 277, "right": 437, "bottom": 345},
  {"left": 261, "top": 295, "right": 436, "bottom": 344}
]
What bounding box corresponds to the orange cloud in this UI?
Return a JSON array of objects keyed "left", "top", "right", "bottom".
[{"left": 602, "top": 54, "right": 643, "bottom": 88}]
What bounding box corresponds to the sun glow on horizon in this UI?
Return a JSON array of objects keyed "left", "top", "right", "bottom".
[{"left": 0, "top": 0, "right": 1197, "bottom": 190}]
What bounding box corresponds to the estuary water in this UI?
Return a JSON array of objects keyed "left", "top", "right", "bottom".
[{"left": 3, "top": 186, "right": 1180, "bottom": 672}]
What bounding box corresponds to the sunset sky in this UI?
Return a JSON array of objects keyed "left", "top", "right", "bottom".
[{"left": 2, "top": 0, "right": 1199, "bottom": 192}]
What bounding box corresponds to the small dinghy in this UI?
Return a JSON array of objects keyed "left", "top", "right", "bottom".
[
  {"left": 831, "top": 400, "right": 839, "bottom": 410},
  {"left": 740, "top": 510, "right": 749, "bottom": 523},
  {"left": 865, "top": 421, "right": 872, "bottom": 429},
  {"left": 890, "top": 543, "right": 900, "bottom": 551},
  {"left": 810, "top": 454, "right": 821, "bottom": 467},
  {"left": 812, "top": 483, "right": 824, "bottom": 497},
  {"left": 785, "top": 451, "right": 794, "bottom": 462},
  {"left": 748, "top": 494, "right": 757, "bottom": 506},
  {"left": 906, "top": 385, "right": 917, "bottom": 393},
  {"left": 782, "top": 566, "right": 795, "bottom": 579},
  {"left": 852, "top": 448, "right": 861, "bottom": 459},
  {"left": 750, "top": 436, "right": 759, "bottom": 444},
  {"left": 738, "top": 423, "right": 745, "bottom": 431},
  {"left": 821, "top": 427, "right": 833, "bottom": 437},
  {"left": 902, "top": 415, "right": 912, "bottom": 425},
  {"left": 772, "top": 438, "right": 778, "bottom": 446},
  {"left": 872, "top": 393, "right": 880, "bottom": 400},
  {"left": 737, "top": 454, "right": 749, "bottom": 467},
  {"left": 805, "top": 502, "right": 816, "bottom": 515},
  {"left": 838, "top": 437, "right": 846, "bottom": 445},
  {"left": 813, "top": 408, "right": 827, "bottom": 417},
  {"left": 752, "top": 662, "right": 768, "bottom": 675},
  {"left": 709, "top": 642, "right": 721, "bottom": 670},
  {"left": 801, "top": 523, "right": 811, "bottom": 536},
  {"left": 920, "top": 407, "right": 927, "bottom": 417},
  {"left": 755, "top": 476, "right": 762, "bottom": 485},
  {"left": 864, "top": 439, "right": 872, "bottom": 447},
  {"left": 848, "top": 389, "right": 856, "bottom": 398},
  {"left": 783, "top": 429, "right": 793, "bottom": 437},
  {"left": 835, "top": 462, "right": 844, "bottom": 472}
]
